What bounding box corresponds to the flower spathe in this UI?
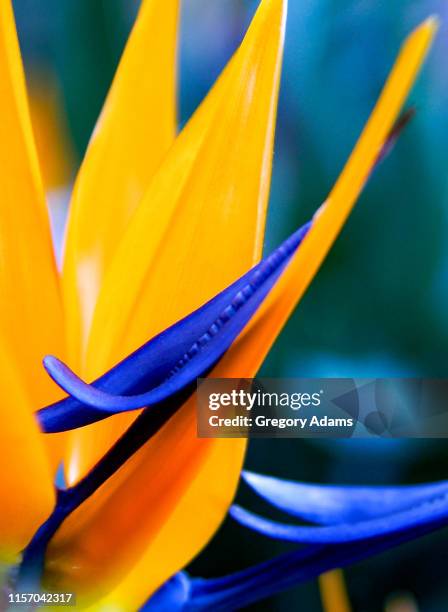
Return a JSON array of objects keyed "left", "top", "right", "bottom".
[
  {"left": 35, "top": 103, "right": 419, "bottom": 434},
  {"left": 38, "top": 221, "right": 313, "bottom": 431},
  {"left": 0, "top": 0, "right": 437, "bottom": 609}
]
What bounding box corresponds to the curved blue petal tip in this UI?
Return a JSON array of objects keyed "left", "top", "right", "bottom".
[{"left": 38, "top": 221, "right": 311, "bottom": 433}]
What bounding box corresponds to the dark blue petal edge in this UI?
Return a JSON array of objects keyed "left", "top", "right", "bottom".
[
  {"left": 145, "top": 522, "right": 446, "bottom": 611},
  {"left": 184, "top": 516, "right": 442, "bottom": 611},
  {"left": 38, "top": 221, "right": 311, "bottom": 432}
]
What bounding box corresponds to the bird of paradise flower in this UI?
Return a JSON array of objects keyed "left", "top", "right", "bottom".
[{"left": 0, "top": 0, "right": 443, "bottom": 609}]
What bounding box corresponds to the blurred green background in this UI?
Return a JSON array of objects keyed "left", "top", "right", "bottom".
[{"left": 12, "top": 0, "right": 448, "bottom": 609}]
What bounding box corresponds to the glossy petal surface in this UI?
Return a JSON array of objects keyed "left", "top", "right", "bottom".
[
  {"left": 242, "top": 471, "right": 448, "bottom": 524},
  {"left": 230, "top": 494, "right": 448, "bottom": 543}
]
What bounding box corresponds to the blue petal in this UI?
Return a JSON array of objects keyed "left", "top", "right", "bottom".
[
  {"left": 186, "top": 519, "right": 440, "bottom": 611},
  {"left": 229, "top": 486, "right": 448, "bottom": 543},
  {"left": 242, "top": 470, "right": 448, "bottom": 524},
  {"left": 38, "top": 221, "right": 311, "bottom": 433}
]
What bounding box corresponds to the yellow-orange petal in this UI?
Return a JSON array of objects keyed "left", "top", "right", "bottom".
[
  {"left": 65, "top": 0, "right": 287, "bottom": 483},
  {"left": 0, "top": 341, "right": 55, "bottom": 563},
  {"left": 62, "top": 0, "right": 179, "bottom": 365},
  {"left": 45, "top": 399, "right": 245, "bottom": 609},
  {"left": 0, "top": 0, "right": 65, "bottom": 466}
]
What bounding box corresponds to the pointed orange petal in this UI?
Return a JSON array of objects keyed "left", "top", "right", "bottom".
[
  {"left": 0, "top": 0, "right": 65, "bottom": 465},
  {"left": 65, "top": 0, "right": 287, "bottom": 483},
  {"left": 219, "top": 16, "right": 438, "bottom": 376},
  {"left": 0, "top": 341, "right": 55, "bottom": 563},
  {"left": 62, "top": 0, "right": 179, "bottom": 364}
]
